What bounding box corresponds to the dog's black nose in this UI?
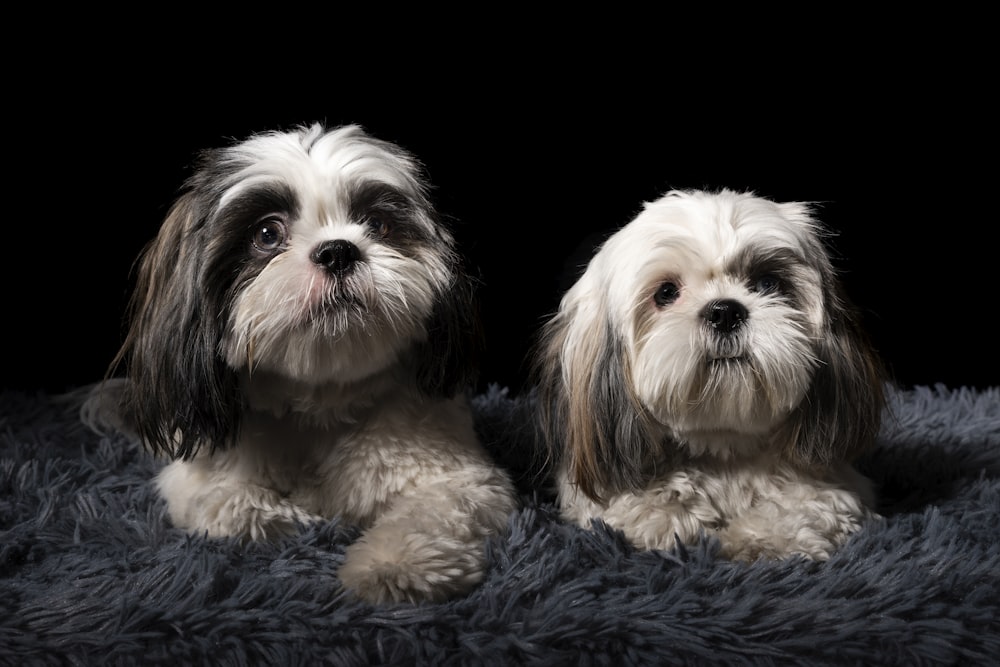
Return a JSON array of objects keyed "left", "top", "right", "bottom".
[
  {"left": 702, "top": 299, "right": 748, "bottom": 334},
  {"left": 312, "top": 239, "right": 360, "bottom": 275}
]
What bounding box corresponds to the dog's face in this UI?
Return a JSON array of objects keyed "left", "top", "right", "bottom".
[
  {"left": 594, "top": 189, "right": 827, "bottom": 436},
  {"left": 207, "top": 125, "right": 455, "bottom": 384},
  {"left": 535, "top": 189, "right": 885, "bottom": 499},
  {"left": 116, "top": 123, "right": 481, "bottom": 457}
]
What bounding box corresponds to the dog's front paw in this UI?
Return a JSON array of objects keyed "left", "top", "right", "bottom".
[
  {"left": 217, "top": 495, "right": 321, "bottom": 541},
  {"left": 338, "top": 529, "right": 485, "bottom": 605},
  {"left": 158, "top": 465, "right": 321, "bottom": 541},
  {"left": 716, "top": 530, "right": 840, "bottom": 562},
  {"left": 716, "top": 502, "right": 867, "bottom": 562}
]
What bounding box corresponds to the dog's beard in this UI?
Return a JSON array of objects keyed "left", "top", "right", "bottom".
[
  {"left": 222, "top": 246, "right": 442, "bottom": 385},
  {"left": 631, "top": 297, "right": 818, "bottom": 450}
]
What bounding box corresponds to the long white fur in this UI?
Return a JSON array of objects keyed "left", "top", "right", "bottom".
[{"left": 535, "top": 188, "right": 885, "bottom": 562}]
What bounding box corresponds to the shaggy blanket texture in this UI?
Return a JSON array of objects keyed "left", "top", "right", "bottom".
[{"left": 1, "top": 383, "right": 998, "bottom": 666}]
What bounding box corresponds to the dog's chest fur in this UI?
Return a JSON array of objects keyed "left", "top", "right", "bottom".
[{"left": 171, "top": 370, "right": 484, "bottom": 528}]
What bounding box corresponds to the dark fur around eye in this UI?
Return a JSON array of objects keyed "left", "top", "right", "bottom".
[
  {"left": 750, "top": 273, "right": 782, "bottom": 295},
  {"left": 217, "top": 184, "right": 299, "bottom": 255},
  {"left": 349, "top": 182, "right": 432, "bottom": 246},
  {"left": 223, "top": 185, "right": 298, "bottom": 229},
  {"left": 363, "top": 211, "right": 392, "bottom": 239},
  {"left": 204, "top": 184, "right": 299, "bottom": 289},
  {"left": 731, "top": 245, "right": 812, "bottom": 302}
]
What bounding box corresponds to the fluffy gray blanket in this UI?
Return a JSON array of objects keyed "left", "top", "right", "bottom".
[{"left": 1, "top": 384, "right": 998, "bottom": 666}]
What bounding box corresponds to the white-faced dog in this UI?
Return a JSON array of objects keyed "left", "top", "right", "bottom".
[
  {"left": 533, "top": 188, "right": 886, "bottom": 562},
  {"left": 93, "top": 123, "right": 518, "bottom": 604}
]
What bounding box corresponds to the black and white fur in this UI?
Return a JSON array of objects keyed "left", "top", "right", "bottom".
[
  {"left": 533, "top": 188, "right": 886, "bottom": 561},
  {"left": 94, "top": 123, "right": 518, "bottom": 604}
]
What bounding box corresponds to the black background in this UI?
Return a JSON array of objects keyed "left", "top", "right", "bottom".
[{"left": 4, "top": 38, "right": 996, "bottom": 396}]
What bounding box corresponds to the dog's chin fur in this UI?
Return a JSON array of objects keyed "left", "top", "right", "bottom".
[
  {"left": 90, "top": 123, "right": 518, "bottom": 605},
  {"left": 533, "top": 188, "right": 887, "bottom": 562}
]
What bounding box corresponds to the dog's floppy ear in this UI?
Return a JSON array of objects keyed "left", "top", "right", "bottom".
[
  {"left": 781, "top": 279, "right": 887, "bottom": 466},
  {"left": 413, "top": 254, "right": 485, "bottom": 397},
  {"left": 111, "top": 192, "right": 242, "bottom": 460},
  {"left": 534, "top": 290, "right": 654, "bottom": 502}
]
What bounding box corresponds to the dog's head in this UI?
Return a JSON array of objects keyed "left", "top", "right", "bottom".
[
  {"left": 114, "top": 123, "right": 482, "bottom": 458},
  {"left": 534, "top": 188, "right": 885, "bottom": 500}
]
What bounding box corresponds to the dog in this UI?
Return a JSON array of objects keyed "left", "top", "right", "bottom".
[
  {"left": 91, "top": 122, "right": 518, "bottom": 604},
  {"left": 532, "top": 188, "right": 886, "bottom": 561}
]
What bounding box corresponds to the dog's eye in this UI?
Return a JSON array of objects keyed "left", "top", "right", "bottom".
[
  {"left": 751, "top": 274, "right": 782, "bottom": 295},
  {"left": 654, "top": 282, "right": 681, "bottom": 307},
  {"left": 364, "top": 212, "right": 391, "bottom": 239},
  {"left": 250, "top": 217, "right": 288, "bottom": 253}
]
